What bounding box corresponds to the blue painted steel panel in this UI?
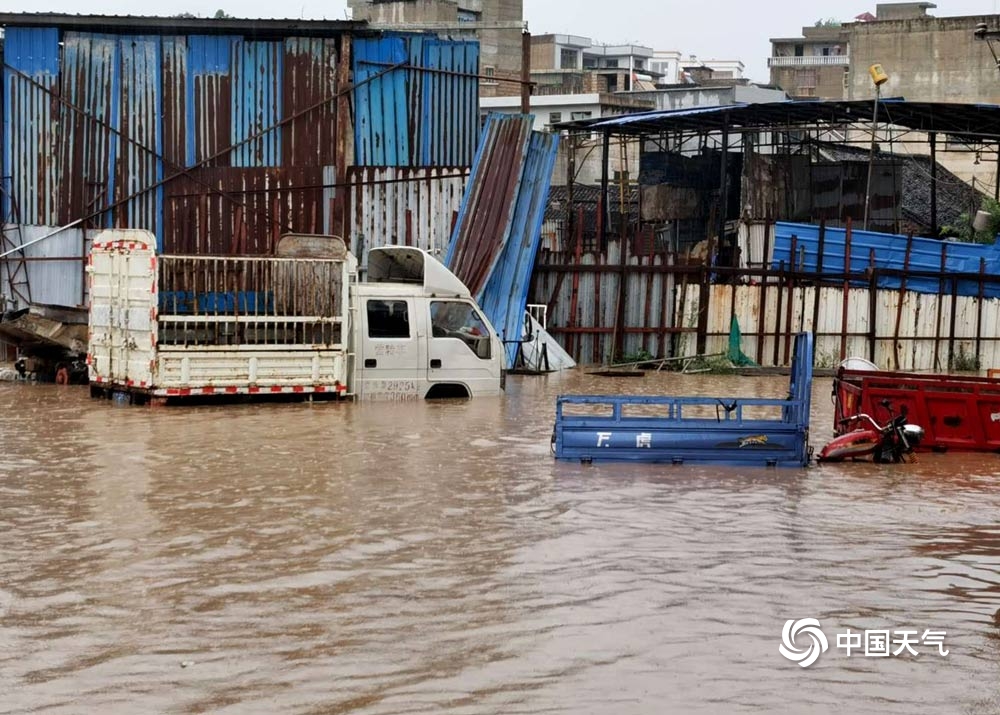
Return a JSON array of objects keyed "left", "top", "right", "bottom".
[
  {"left": 479, "top": 130, "right": 559, "bottom": 365},
  {"left": 553, "top": 333, "right": 813, "bottom": 467},
  {"left": 353, "top": 33, "right": 478, "bottom": 167},
  {"left": 186, "top": 35, "right": 232, "bottom": 167},
  {"left": 421, "top": 39, "right": 478, "bottom": 167},
  {"left": 772, "top": 221, "right": 1000, "bottom": 298},
  {"left": 231, "top": 41, "right": 282, "bottom": 167},
  {"left": 353, "top": 36, "right": 408, "bottom": 166},
  {"left": 2, "top": 27, "right": 60, "bottom": 225}
]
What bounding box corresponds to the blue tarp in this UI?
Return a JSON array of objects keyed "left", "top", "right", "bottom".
[{"left": 771, "top": 222, "right": 1000, "bottom": 298}]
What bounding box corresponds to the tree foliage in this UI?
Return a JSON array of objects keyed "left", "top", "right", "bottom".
[{"left": 941, "top": 197, "right": 1000, "bottom": 244}]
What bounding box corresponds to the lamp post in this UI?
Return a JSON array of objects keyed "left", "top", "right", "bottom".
[{"left": 863, "top": 63, "right": 889, "bottom": 232}]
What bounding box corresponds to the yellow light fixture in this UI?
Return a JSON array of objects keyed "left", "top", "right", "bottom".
[{"left": 869, "top": 63, "right": 889, "bottom": 86}]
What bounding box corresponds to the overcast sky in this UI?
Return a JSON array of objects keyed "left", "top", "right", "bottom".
[{"left": 4, "top": 0, "right": 999, "bottom": 82}]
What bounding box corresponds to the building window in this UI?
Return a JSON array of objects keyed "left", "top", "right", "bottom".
[
  {"left": 570, "top": 111, "right": 592, "bottom": 121},
  {"left": 604, "top": 59, "right": 619, "bottom": 68},
  {"left": 583, "top": 56, "right": 597, "bottom": 69},
  {"left": 796, "top": 70, "right": 818, "bottom": 88},
  {"left": 635, "top": 59, "right": 645, "bottom": 70},
  {"left": 458, "top": 9, "right": 480, "bottom": 22},
  {"left": 560, "top": 48, "right": 577, "bottom": 69},
  {"left": 481, "top": 65, "right": 497, "bottom": 85},
  {"left": 549, "top": 112, "right": 562, "bottom": 125}
]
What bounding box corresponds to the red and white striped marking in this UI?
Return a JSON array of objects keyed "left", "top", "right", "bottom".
[
  {"left": 92, "top": 240, "right": 151, "bottom": 251},
  {"left": 153, "top": 383, "right": 349, "bottom": 397},
  {"left": 90, "top": 380, "right": 348, "bottom": 397}
]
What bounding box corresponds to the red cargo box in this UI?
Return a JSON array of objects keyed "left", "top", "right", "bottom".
[{"left": 833, "top": 369, "right": 1000, "bottom": 452}]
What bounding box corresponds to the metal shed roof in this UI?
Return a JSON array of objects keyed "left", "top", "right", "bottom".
[
  {"left": 556, "top": 99, "right": 1000, "bottom": 140},
  {"left": 0, "top": 12, "right": 366, "bottom": 38}
]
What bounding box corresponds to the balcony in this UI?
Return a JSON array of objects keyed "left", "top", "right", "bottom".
[{"left": 768, "top": 55, "right": 849, "bottom": 67}]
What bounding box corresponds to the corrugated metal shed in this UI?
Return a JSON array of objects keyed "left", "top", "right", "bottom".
[
  {"left": 3, "top": 22, "right": 481, "bottom": 264},
  {"left": 352, "top": 33, "right": 479, "bottom": 167},
  {"left": 3, "top": 25, "right": 346, "bottom": 252}
]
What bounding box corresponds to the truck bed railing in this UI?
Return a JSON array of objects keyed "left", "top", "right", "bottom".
[{"left": 157, "top": 255, "right": 346, "bottom": 348}]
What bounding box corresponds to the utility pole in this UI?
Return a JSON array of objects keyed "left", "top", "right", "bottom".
[{"left": 863, "top": 64, "right": 888, "bottom": 232}]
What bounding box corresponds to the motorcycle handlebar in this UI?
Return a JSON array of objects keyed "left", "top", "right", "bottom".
[{"left": 839, "top": 413, "right": 884, "bottom": 431}]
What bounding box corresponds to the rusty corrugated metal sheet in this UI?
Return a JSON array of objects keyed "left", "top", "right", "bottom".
[
  {"left": 811, "top": 161, "right": 900, "bottom": 233},
  {"left": 161, "top": 37, "right": 187, "bottom": 172},
  {"left": 479, "top": 130, "right": 560, "bottom": 363},
  {"left": 352, "top": 33, "right": 479, "bottom": 167},
  {"left": 347, "top": 166, "right": 467, "bottom": 255},
  {"left": 4, "top": 23, "right": 482, "bottom": 275},
  {"left": 283, "top": 38, "right": 338, "bottom": 167},
  {"left": 2, "top": 27, "right": 60, "bottom": 225},
  {"left": 163, "top": 167, "right": 324, "bottom": 255},
  {"left": 445, "top": 113, "right": 532, "bottom": 296},
  {"left": 115, "top": 36, "right": 163, "bottom": 233},
  {"left": 59, "top": 32, "right": 117, "bottom": 229},
  {"left": 186, "top": 35, "right": 232, "bottom": 167}
]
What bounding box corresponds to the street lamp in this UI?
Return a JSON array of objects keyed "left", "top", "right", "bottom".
[{"left": 863, "top": 63, "right": 889, "bottom": 232}]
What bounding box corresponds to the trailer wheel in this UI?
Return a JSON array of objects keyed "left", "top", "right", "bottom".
[{"left": 55, "top": 365, "right": 70, "bottom": 385}]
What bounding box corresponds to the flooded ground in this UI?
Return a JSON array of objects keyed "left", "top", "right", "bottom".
[{"left": 3, "top": 370, "right": 1000, "bottom": 714}]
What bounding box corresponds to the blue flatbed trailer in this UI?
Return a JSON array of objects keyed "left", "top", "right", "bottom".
[{"left": 552, "top": 333, "right": 813, "bottom": 467}]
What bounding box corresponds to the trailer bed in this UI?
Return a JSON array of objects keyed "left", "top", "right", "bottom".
[{"left": 552, "top": 333, "right": 813, "bottom": 467}]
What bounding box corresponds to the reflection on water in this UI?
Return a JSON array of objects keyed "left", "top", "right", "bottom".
[{"left": 3, "top": 371, "right": 1000, "bottom": 714}]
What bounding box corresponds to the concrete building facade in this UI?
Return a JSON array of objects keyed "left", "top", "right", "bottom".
[
  {"left": 769, "top": 24, "right": 849, "bottom": 99},
  {"left": 481, "top": 92, "right": 654, "bottom": 185},
  {"left": 348, "top": 0, "right": 524, "bottom": 97},
  {"left": 530, "top": 34, "right": 657, "bottom": 92},
  {"left": 845, "top": 4, "right": 1000, "bottom": 104}
]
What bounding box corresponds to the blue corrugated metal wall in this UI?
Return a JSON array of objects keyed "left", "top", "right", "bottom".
[
  {"left": 353, "top": 33, "right": 479, "bottom": 167},
  {"left": 773, "top": 221, "right": 1000, "bottom": 298},
  {"left": 2, "top": 27, "right": 60, "bottom": 225},
  {"left": 231, "top": 41, "right": 282, "bottom": 168},
  {"left": 353, "top": 36, "right": 409, "bottom": 166}
]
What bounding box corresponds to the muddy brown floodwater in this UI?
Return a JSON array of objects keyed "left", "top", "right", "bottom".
[{"left": 3, "top": 371, "right": 1000, "bottom": 714}]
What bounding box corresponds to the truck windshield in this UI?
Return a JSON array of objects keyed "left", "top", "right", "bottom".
[{"left": 430, "top": 301, "right": 491, "bottom": 359}]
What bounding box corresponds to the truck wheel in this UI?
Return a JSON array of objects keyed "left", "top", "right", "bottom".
[{"left": 55, "top": 365, "right": 70, "bottom": 385}]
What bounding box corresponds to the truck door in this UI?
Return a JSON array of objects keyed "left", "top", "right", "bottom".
[
  {"left": 88, "top": 237, "right": 156, "bottom": 387},
  {"left": 358, "top": 297, "right": 423, "bottom": 399},
  {"left": 427, "top": 300, "right": 503, "bottom": 397}
]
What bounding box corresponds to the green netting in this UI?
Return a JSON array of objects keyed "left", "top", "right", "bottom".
[{"left": 727, "top": 315, "right": 758, "bottom": 367}]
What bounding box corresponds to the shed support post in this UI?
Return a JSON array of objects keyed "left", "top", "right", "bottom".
[
  {"left": 600, "top": 130, "right": 610, "bottom": 250},
  {"left": 930, "top": 132, "right": 938, "bottom": 237}
]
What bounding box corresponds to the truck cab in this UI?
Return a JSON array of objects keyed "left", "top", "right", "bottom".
[{"left": 354, "top": 246, "right": 504, "bottom": 400}]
